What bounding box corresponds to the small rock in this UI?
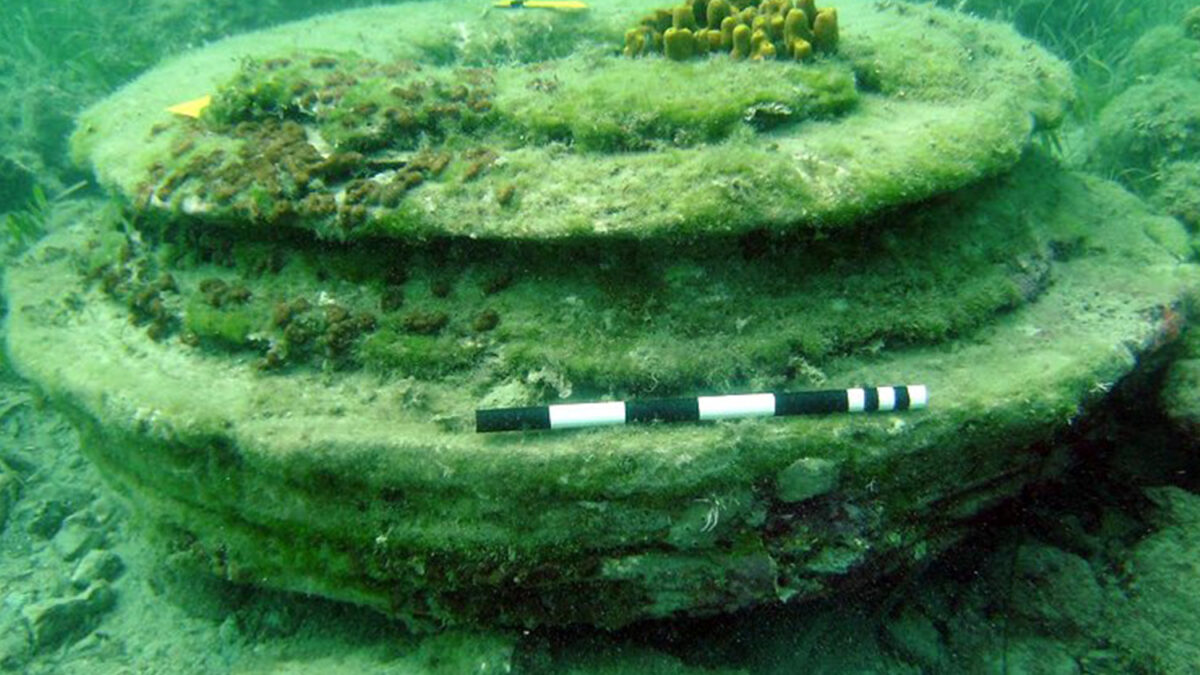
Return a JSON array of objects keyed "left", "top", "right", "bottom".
[
  {"left": 0, "top": 599, "right": 32, "bottom": 671},
  {"left": 71, "top": 549, "right": 125, "bottom": 589},
  {"left": 776, "top": 457, "right": 839, "bottom": 503},
  {"left": 0, "top": 448, "right": 36, "bottom": 475},
  {"left": 0, "top": 156, "right": 35, "bottom": 209},
  {"left": 805, "top": 545, "right": 864, "bottom": 575},
  {"left": 0, "top": 466, "right": 18, "bottom": 534},
  {"left": 22, "top": 582, "right": 117, "bottom": 652},
  {"left": 90, "top": 495, "right": 123, "bottom": 527},
  {"left": 26, "top": 499, "right": 70, "bottom": 539},
  {"left": 1078, "top": 649, "right": 1127, "bottom": 673},
  {"left": 986, "top": 637, "right": 1079, "bottom": 675},
  {"left": 217, "top": 615, "right": 241, "bottom": 647},
  {"left": 1010, "top": 544, "right": 1102, "bottom": 634},
  {"left": 51, "top": 511, "right": 103, "bottom": 562},
  {"left": 883, "top": 606, "right": 944, "bottom": 669},
  {"left": 0, "top": 627, "right": 31, "bottom": 672},
  {"left": 1105, "top": 487, "right": 1200, "bottom": 671}
]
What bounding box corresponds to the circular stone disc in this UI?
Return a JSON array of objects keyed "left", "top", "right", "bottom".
[
  {"left": 6, "top": 161, "right": 1194, "bottom": 628},
  {"left": 70, "top": 0, "right": 1072, "bottom": 240}
]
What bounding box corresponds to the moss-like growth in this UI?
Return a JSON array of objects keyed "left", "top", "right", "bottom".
[
  {"left": 1088, "top": 78, "right": 1200, "bottom": 194},
  {"left": 1185, "top": 7, "right": 1200, "bottom": 41},
  {"left": 358, "top": 330, "right": 475, "bottom": 377},
  {"left": 204, "top": 55, "right": 497, "bottom": 153},
  {"left": 101, "top": 155, "right": 1088, "bottom": 397},
  {"left": 184, "top": 296, "right": 259, "bottom": 347},
  {"left": 501, "top": 56, "right": 857, "bottom": 143},
  {"left": 137, "top": 49, "right": 856, "bottom": 238},
  {"left": 631, "top": 0, "right": 838, "bottom": 61},
  {"left": 74, "top": 0, "right": 1075, "bottom": 242},
  {"left": 1150, "top": 161, "right": 1200, "bottom": 232}
]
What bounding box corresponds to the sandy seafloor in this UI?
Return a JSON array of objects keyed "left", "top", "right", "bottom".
[{"left": 5, "top": 1, "right": 1200, "bottom": 673}]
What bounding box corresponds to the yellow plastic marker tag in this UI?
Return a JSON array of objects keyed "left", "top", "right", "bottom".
[
  {"left": 166, "top": 94, "right": 213, "bottom": 119},
  {"left": 493, "top": 0, "right": 588, "bottom": 10}
]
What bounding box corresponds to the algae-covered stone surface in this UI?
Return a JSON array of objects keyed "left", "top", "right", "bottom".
[
  {"left": 70, "top": 0, "right": 1071, "bottom": 239},
  {"left": 6, "top": 153, "right": 1195, "bottom": 627},
  {"left": 1163, "top": 327, "right": 1200, "bottom": 432},
  {"left": 1083, "top": 22, "right": 1200, "bottom": 234},
  {"left": 1107, "top": 487, "right": 1200, "bottom": 672}
]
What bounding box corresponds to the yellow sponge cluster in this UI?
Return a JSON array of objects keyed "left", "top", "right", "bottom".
[{"left": 624, "top": 0, "right": 838, "bottom": 61}]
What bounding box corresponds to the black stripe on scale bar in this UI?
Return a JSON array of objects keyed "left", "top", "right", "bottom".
[
  {"left": 864, "top": 387, "right": 880, "bottom": 412},
  {"left": 895, "top": 386, "right": 911, "bottom": 410},
  {"left": 774, "top": 389, "right": 849, "bottom": 416},
  {"left": 626, "top": 397, "right": 700, "bottom": 424},
  {"left": 475, "top": 405, "right": 551, "bottom": 433}
]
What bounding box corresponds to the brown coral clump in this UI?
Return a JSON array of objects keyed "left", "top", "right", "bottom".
[{"left": 152, "top": 55, "right": 501, "bottom": 237}]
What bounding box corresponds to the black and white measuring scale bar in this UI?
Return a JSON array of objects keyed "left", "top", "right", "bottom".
[{"left": 476, "top": 385, "right": 928, "bottom": 433}]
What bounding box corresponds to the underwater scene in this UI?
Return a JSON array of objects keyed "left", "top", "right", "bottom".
[{"left": 2, "top": 0, "right": 1200, "bottom": 672}]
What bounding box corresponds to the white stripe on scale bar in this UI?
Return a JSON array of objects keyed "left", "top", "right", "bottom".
[
  {"left": 697, "top": 393, "right": 776, "bottom": 420},
  {"left": 846, "top": 388, "right": 866, "bottom": 412},
  {"left": 908, "top": 384, "right": 929, "bottom": 409},
  {"left": 878, "top": 386, "right": 896, "bottom": 412},
  {"left": 548, "top": 401, "right": 626, "bottom": 429}
]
